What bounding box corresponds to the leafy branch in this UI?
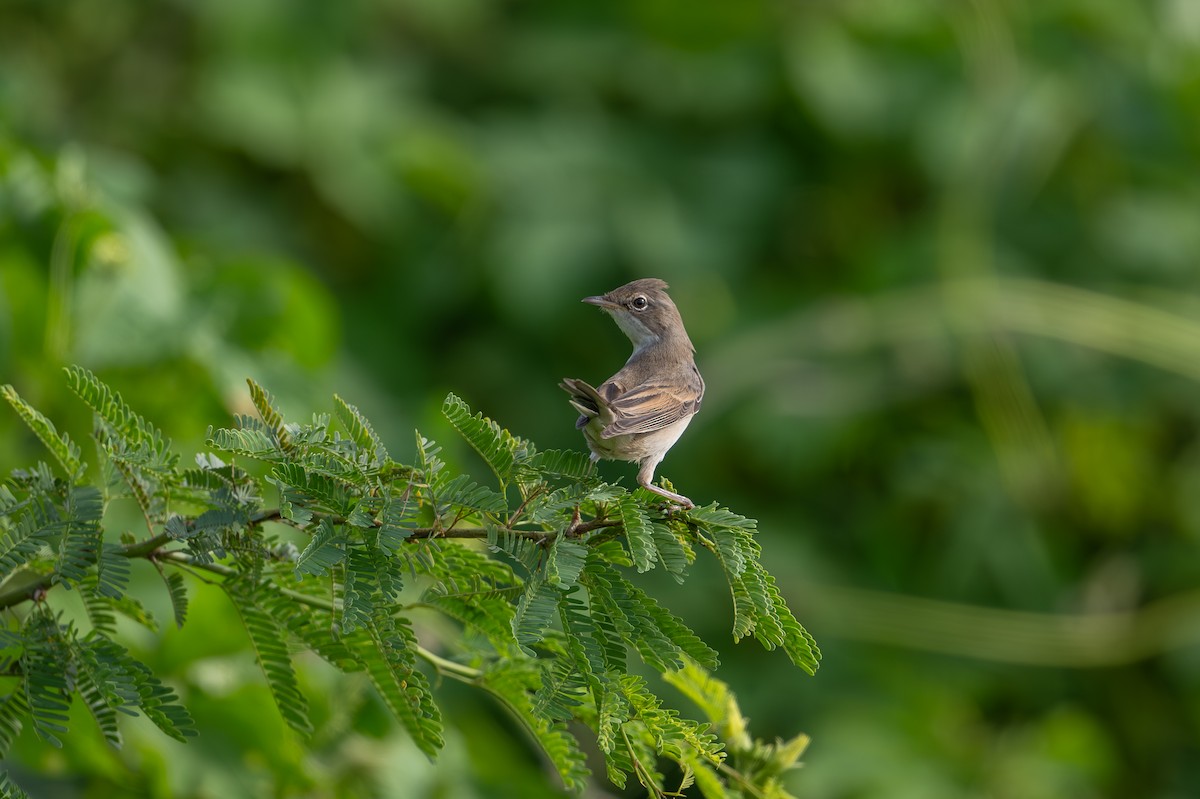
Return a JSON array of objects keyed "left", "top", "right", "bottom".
[{"left": 0, "top": 369, "right": 819, "bottom": 798}]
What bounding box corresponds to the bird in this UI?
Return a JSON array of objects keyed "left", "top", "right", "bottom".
[{"left": 559, "top": 278, "right": 704, "bottom": 508}]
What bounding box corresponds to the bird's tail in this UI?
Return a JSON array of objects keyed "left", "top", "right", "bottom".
[{"left": 559, "top": 378, "right": 605, "bottom": 430}]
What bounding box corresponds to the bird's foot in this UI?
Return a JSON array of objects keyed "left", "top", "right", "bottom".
[{"left": 638, "top": 481, "right": 695, "bottom": 511}]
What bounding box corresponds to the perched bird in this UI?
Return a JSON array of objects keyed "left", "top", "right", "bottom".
[{"left": 560, "top": 278, "right": 704, "bottom": 508}]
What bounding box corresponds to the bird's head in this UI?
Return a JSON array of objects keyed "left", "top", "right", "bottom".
[{"left": 582, "top": 278, "right": 691, "bottom": 352}]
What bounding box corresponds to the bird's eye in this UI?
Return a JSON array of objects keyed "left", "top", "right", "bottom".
[{"left": 631, "top": 295, "right": 649, "bottom": 311}]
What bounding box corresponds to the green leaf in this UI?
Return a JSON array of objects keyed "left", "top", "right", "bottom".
[
  {"left": 760, "top": 565, "right": 821, "bottom": 675},
  {"left": 617, "top": 494, "right": 656, "bottom": 573},
  {"left": 20, "top": 613, "right": 71, "bottom": 747},
  {"left": 126, "top": 657, "right": 196, "bottom": 742},
  {"left": 339, "top": 545, "right": 378, "bottom": 633},
  {"left": 438, "top": 474, "right": 508, "bottom": 516},
  {"left": 483, "top": 661, "right": 591, "bottom": 792},
  {"left": 0, "top": 770, "right": 34, "bottom": 799},
  {"left": 584, "top": 560, "right": 719, "bottom": 672},
  {"left": 273, "top": 463, "right": 355, "bottom": 517},
  {"left": 78, "top": 577, "right": 118, "bottom": 635},
  {"left": 512, "top": 575, "right": 561, "bottom": 650},
  {"left": 414, "top": 433, "right": 450, "bottom": 497},
  {"left": 96, "top": 542, "right": 130, "bottom": 599},
  {"left": 377, "top": 491, "right": 416, "bottom": 550},
  {"left": 0, "top": 508, "right": 59, "bottom": 577},
  {"left": 295, "top": 518, "right": 345, "bottom": 577},
  {"left": 691, "top": 507, "right": 820, "bottom": 672},
  {"left": 0, "top": 682, "right": 31, "bottom": 758},
  {"left": 417, "top": 541, "right": 519, "bottom": 651},
  {"left": 546, "top": 537, "right": 586, "bottom": 589},
  {"left": 351, "top": 619, "right": 444, "bottom": 758},
  {"left": 333, "top": 394, "right": 389, "bottom": 465},
  {"left": 530, "top": 653, "right": 588, "bottom": 722},
  {"left": 224, "top": 578, "right": 312, "bottom": 736},
  {"left": 70, "top": 636, "right": 127, "bottom": 748},
  {"left": 688, "top": 756, "right": 729, "bottom": 799},
  {"left": 663, "top": 660, "right": 734, "bottom": 737},
  {"left": 108, "top": 595, "right": 159, "bottom": 633},
  {"left": 162, "top": 570, "right": 189, "bottom": 628},
  {"left": 247, "top": 378, "right": 292, "bottom": 453},
  {"left": 687, "top": 504, "right": 759, "bottom": 534},
  {"left": 441, "top": 393, "right": 516, "bottom": 484},
  {"left": 64, "top": 366, "right": 176, "bottom": 473},
  {"left": 525, "top": 448, "right": 594, "bottom": 480},
  {"left": 651, "top": 522, "right": 692, "bottom": 584},
  {"left": 488, "top": 526, "right": 546, "bottom": 575},
  {"left": 1, "top": 385, "right": 84, "bottom": 480},
  {"left": 559, "top": 591, "right": 617, "bottom": 681},
  {"left": 206, "top": 424, "right": 283, "bottom": 461},
  {"left": 56, "top": 486, "right": 104, "bottom": 589}
]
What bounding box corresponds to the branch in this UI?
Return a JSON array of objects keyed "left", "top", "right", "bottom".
[{"left": 0, "top": 508, "right": 624, "bottom": 611}]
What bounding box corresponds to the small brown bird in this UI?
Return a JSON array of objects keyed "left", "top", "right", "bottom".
[{"left": 560, "top": 278, "right": 704, "bottom": 508}]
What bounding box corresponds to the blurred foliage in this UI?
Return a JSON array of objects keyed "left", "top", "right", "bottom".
[{"left": 3, "top": 0, "right": 1200, "bottom": 797}]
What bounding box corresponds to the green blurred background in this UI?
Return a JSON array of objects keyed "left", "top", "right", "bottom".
[{"left": 3, "top": 0, "right": 1200, "bottom": 796}]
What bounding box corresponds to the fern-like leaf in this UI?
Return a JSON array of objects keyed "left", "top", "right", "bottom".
[
  {"left": 70, "top": 637, "right": 128, "bottom": 748},
  {"left": 512, "top": 575, "right": 561, "bottom": 650},
  {"left": 438, "top": 474, "right": 508, "bottom": 517},
  {"left": 55, "top": 486, "right": 104, "bottom": 589},
  {"left": 1, "top": 385, "right": 84, "bottom": 479},
  {"left": 377, "top": 490, "right": 417, "bottom": 550},
  {"left": 0, "top": 510, "right": 59, "bottom": 576},
  {"left": 224, "top": 578, "right": 312, "bottom": 736},
  {"left": 0, "top": 685, "right": 30, "bottom": 758},
  {"left": 246, "top": 378, "right": 292, "bottom": 453},
  {"left": 263, "top": 587, "right": 361, "bottom": 673},
  {"left": 79, "top": 578, "right": 117, "bottom": 635},
  {"left": 351, "top": 620, "right": 444, "bottom": 758},
  {"left": 558, "top": 592, "right": 614, "bottom": 686},
  {"left": 126, "top": 656, "right": 196, "bottom": 742},
  {"left": 64, "top": 366, "right": 176, "bottom": 473},
  {"left": 339, "top": 545, "right": 378, "bottom": 634},
  {"left": 760, "top": 565, "right": 821, "bottom": 675},
  {"left": 162, "top": 570, "right": 189, "bottom": 628},
  {"left": 418, "top": 541, "right": 519, "bottom": 651},
  {"left": 584, "top": 560, "right": 719, "bottom": 672},
  {"left": 20, "top": 614, "right": 71, "bottom": 747},
  {"left": 530, "top": 653, "right": 588, "bottom": 722},
  {"left": 652, "top": 522, "right": 693, "bottom": 584},
  {"left": 441, "top": 393, "right": 516, "bottom": 484},
  {"left": 525, "top": 448, "right": 594, "bottom": 480},
  {"left": 295, "top": 518, "right": 345, "bottom": 577},
  {"left": 618, "top": 673, "right": 723, "bottom": 766},
  {"left": 546, "top": 537, "right": 586, "bottom": 589},
  {"left": 273, "top": 463, "right": 356, "bottom": 518},
  {"left": 206, "top": 424, "right": 284, "bottom": 461},
  {"left": 333, "top": 394, "right": 389, "bottom": 466},
  {"left": 483, "top": 661, "right": 591, "bottom": 791},
  {"left": 96, "top": 542, "right": 130, "bottom": 599},
  {"left": 109, "top": 595, "right": 159, "bottom": 632},
  {"left": 616, "top": 494, "right": 656, "bottom": 573},
  {"left": 0, "top": 771, "right": 33, "bottom": 799}
]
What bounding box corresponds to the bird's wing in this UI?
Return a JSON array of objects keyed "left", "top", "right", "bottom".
[{"left": 599, "top": 374, "right": 702, "bottom": 438}]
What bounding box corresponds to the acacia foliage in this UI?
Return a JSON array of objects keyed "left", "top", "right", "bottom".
[{"left": 0, "top": 368, "right": 818, "bottom": 797}]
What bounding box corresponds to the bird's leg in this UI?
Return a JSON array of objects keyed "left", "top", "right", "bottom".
[{"left": 636, "top": 459, "right": 694, "bottom": 510}]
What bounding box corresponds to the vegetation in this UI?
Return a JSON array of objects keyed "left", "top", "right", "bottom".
[{"left": 1, "top": 368, "right": 815, "bottom": 797}]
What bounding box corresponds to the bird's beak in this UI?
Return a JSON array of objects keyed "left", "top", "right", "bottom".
[{"left": 582, "top": 295, "right": 619, "bottom": 310}]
